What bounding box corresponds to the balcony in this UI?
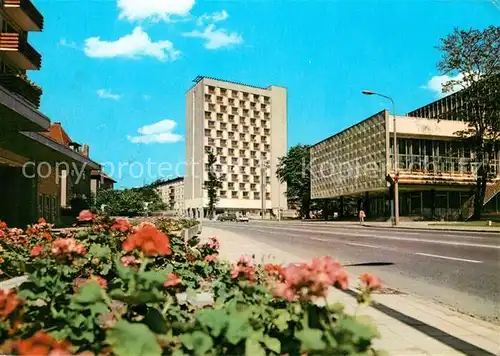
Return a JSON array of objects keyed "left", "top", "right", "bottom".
[
  {"left": 3, "top": 0, "right": 44, "bottom": 31},
  {"left": 0, "top": 73, "right": 42, "bottom": 108},
  {"left": 0, "top": 33, "right": 41, "bottom": 70}
]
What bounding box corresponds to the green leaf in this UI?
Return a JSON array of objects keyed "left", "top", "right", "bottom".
[
  {"left": 180, "top": 331, "right": 213, "bottom": 355},
  {"left": 72, "top": 281, "right": 104, "bottom": 305},
  {"left": 140, "top": 270, "right": 168, "bottom": 285},
  {"left": 296, "top": 328, "right": 326, "bottom": 351},
  {"left": 340, "top": 316, "right": 380, "bottom": 340},
  {"left": 245, "top": 339, "right": 265, "bottom": 356},
  {"left": 115, "top": 257, "right": 133, "bottom": 280},
  {"left": 226, "top": 315, "right": 253, "bottom": 344},
  {"left": 195, "top": 309, "right": 228, "bottom": 337},
  {"left": 274, "top": 310, "right": 291, "bottom": 331},
  {"left": 262, "top": 335, "right": 281, "bottom": 354},
  {"left": 101, "top": 262, "right": 112, "bottom": 276},
  {"left": 143, "top": 308, "right": 168, "bottom": 334},
  {"left": 107, "top": 320, "right": 162, "bottom": 356},
  {"left": 88, "top": 244, "right": 111, "bottom": 258},
  {"left": 110, "top": 289, "right": 164, "bottom": 305}
]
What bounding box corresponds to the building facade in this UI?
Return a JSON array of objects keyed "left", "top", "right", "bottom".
[
  {"left": 185, "top": 76, "right": 287, "bottom": 218},
  {"left": 155, "top": 177, "right": 184, "bottom": 216},
  {"left": 0, "top": 2, "right": 103, "bottom": 227},
  {"left": 310, "top": 107, "right": 500, "bottom": 221}
]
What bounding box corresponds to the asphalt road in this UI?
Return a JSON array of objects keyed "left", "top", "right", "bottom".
[{"left": 205, "top": 220, "right": 500, "bottom": 323}]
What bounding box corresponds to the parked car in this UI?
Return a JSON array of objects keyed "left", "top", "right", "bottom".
[
  {"left": 217, "top": 213, "right": 237, "bottom": 222},
  {"left": 237, "top": 215, "right": 249, "bottom": 222}
]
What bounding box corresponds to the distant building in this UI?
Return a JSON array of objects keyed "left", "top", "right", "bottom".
[
  {"left": 184, "top": 76, "right": 287, "bottom": 218},
  {"left": 90, "top": 170, "right": 116, "bottom": 196},
  {"left": 310, "top": 99, "right": 499, "bottom": 220},
  {"left": 154, "top": 177, "right": 184, "bottom": 216}
]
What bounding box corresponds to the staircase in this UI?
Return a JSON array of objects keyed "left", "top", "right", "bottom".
[{"left": 461, "top": 180, "right": 500, "bottom": 220}]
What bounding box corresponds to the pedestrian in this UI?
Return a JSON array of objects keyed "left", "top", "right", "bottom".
[{"left": 359, "top": 209, "right": 366, "bottom": 225}]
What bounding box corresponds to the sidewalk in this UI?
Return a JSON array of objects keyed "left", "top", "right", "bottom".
[{"left": 200, "top": 226, "right": 500, "bottom": 356}]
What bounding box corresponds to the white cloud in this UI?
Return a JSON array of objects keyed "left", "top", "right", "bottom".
[
  {"left": 117, "top": 0, "right": 195, "bottom": 21},
  {"left": 127, "top": 119, "right": 183, "bottom": 144},
  {"left": 196, "top": 10, "right": 229, "bottom": 26},
  {"left": 97, "top": 89, "right": 121, "bottom": 100},
  {"left": 84, "top": 27, "right": 180, "bottom": 61},
  {"left": 59, "top": 38, "right": 78, "bottom": 49},
  {"left": 421, "top": 73, "right": 464, "bottom": 98},
  {"left": 183, "top": 24, "right": 243, "bottom": 50}
]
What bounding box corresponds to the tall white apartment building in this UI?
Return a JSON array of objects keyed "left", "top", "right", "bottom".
[{"left": 185, "top": 76, "right": 287, "bottom": 218}]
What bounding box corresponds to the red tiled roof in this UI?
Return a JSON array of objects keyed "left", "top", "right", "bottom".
[{"left": 41, "top": 122, "right": 72, "bottom": 146}]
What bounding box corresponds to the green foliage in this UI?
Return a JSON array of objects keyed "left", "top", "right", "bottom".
[
  {"left": 437, "top": 26, "right": 500, "bottom": 219},
  {"left": 93, "top": 185, "right": 165, "bottom": 217},
  {"left": 204, "top": 149, "right": 222, "bottom": 219},
  {"left": 276, "top": 144, "right": 312, "bottom": 218},
  {"left": 0, "top": 217, "right": 383, "bottom": 355}
]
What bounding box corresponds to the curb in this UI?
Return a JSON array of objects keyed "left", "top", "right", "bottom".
[
  {"left": 0, "top": 276, "right": 28, "bottom": 291},
  {"left": 362, "top": 223, "right": 499, "bottom": 234}
]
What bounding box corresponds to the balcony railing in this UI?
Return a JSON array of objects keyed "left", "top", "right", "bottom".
[
  {"left": 0, "top": 73, "right": 42, "bottom": 108},
  {"left": 3, "top": 0, "right": 44, "bottom": 31},
  {"left": 0, "top": 33, "right": 41, "bottom": 70}
]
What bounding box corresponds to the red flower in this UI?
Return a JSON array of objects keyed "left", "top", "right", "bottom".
[
  {"left": 231, "top": 255, "right": 256, "bottom": 283},
  {"left": 77, "top": 210, "right": 94, "bottom": 222},
  {"left": 122, "top": 224, "right": 171, "bottom": 256},
  {"left": 74, "top": 276, "right": 107, "bottom": 291},
  {"left": 164, "top": 273, "right": 182, "bottom": 287},
  {"left": 0, "top": 220, "right": 7, "bottom": 231},
  {"left": 0, "top": 257, "right": 4, "bottom": 264},
  {"left": 38, "top": 218, "right": 47, "bottom": 224},
  {"left": 111, "top": 217, "right": 132, "bottom": 233},
  {"left": 15, "top": 331, "right": 72, "bottom": 356},
  {"left": 120, "top": 255, "right": 139, "bottom": 267},
  {"left": 0, "top": 289, "right": 22, "bottom": 320},
  {"left": 51, "top": 238, "right": 86, "bottom": 257},
  {"left": 360, "top": 273, "right": 382, "bottom": 290},
  {"left": 264, "top": 263, "right": 284, "bottom": 278},
  {"left": 31, "top": 245, "right": 44, "bottom": 257},
  {"left": 204, "top": 254, "right": 217, "bottom": 263}
]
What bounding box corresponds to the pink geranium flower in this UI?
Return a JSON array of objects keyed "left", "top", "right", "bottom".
[
  {"left": 77, "top": 210, "right": 94, "bottom": 222},
  {"left": 273, "top": 256, "right": 349, "bottom": 302},
  {"left": 164, "top": 273, "right": 182, "bottom": 287},
  {"left": 204, "top": 254, "right": 217, "bottom": 263},
  {"left": 31, "top": 245, "right": 44, "bottom": 257},
  {"left": 111, "top": 217, "right": 132, "bottom": 233},
  {"left": 360, "top": 272, "right": 382, "bottom": 290}
]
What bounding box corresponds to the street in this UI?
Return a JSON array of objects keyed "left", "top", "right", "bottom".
[{"left": 205, "top": 220, "right": 500, "bottom": 323}]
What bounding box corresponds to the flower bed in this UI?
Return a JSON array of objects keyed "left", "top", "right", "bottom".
[{"left": 0, "top": 213, "right": 385, "bottom": 355}]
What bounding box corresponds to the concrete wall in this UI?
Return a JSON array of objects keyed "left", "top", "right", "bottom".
[
  {"left": 310, "top": 111, "right": 388, "bottom": 199},
  {"left": 391, "top": 116, "right": 469, "bottom": 139}
]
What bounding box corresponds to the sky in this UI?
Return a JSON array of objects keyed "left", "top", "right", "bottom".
[{"left": 29, "top": 0, "right": 500, "bottom": 188}]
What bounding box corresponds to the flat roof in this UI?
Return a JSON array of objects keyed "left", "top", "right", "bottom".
[
  {"left": 191, "top": 75, "right": 271, "bottom": 91},
  {"left": 152, "top": 176, "right": 184, "bottom": 187}
]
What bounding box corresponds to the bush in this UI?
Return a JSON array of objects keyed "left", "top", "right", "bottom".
[
  {"left": 93, "top": 187, "right": 165, "bottom": 217},
  {"left": 0, "top": 216, "right": 385, "bottom": 356}
]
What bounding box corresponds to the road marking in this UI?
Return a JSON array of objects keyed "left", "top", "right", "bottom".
[
  {"left": 415, "top": 253, "right": 483, "bottom": 264},
  {"left": 310, "top": 237, "right": 330, "bottom": 242},
  {"left": 242, "top": 225, "right": 500, "bottom": 249},
  {"left": 347, "top": 242, "right": 381, "bottom": 249}
]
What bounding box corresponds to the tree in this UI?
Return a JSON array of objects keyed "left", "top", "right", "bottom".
[
  {"left": 276, "top": 144, "right": 311, "bottom": 219},
  {"left": 204, "top": 149, "right": 222, "bottom": 219},
  {"left": 437, "top": 26, "right": 500, "bottom": 219}
]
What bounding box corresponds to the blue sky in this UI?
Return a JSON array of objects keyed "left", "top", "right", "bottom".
[{"left": 29, "top": 0, "right": 499, "bottom": 188}]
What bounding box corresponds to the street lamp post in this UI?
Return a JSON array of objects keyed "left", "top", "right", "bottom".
[{"left": 362, "top": 90, "right": 399, "bottom": 226}]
